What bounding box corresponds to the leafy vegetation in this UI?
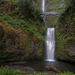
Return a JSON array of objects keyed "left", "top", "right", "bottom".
[
  {"left": 10, "top": 0, "right": 17, "bottom": 4},
  {"left": 56, "top": 72, "right": 75, "bottom": 75},
  {"left": 0, "top": 66, "right": 75, "bottom": 75},
  {"left": 17, "top": 0, "right": 33, "bottom": 16},
  {"left": 0, "top": 0, "right": 46, "bottom": 41},
  {"left": 0, "top": 0, "right": 46, "bottom": 61},
  {"left": 17, "top": 0, "right": 42, "bottom": 20},
  {"left": 55, "top": 0, "right": 75, "bottom": 62},
  {"left": 0, "top": 66, "right": 22, "bottom": 75},
  {"left": 0, "top": 13, "right": 46, "bottom": 41}
]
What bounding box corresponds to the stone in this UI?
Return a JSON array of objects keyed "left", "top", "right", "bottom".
[{"left": 45, "top": 65, "right": 60, "bottom": 73}]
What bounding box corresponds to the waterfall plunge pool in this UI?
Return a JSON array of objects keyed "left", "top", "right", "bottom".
[{"left": 0, "top": 60, "right": 75, "bottom": 73}]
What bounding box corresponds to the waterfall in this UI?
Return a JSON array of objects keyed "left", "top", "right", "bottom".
[
  {"left": 42, "top": 0, "right": 45, "bottom": 13},
  {"left": 45, "top": 28, "right": 55, "bottom": 61},
  {"left": 42, "top": 0, "right": 55, "bottom": 61},
  {"left": 42, "top": 0, "right": 46, "bottom": 24}
]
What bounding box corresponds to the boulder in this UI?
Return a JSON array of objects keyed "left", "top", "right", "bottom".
[{"left": 45, "top": 65, "right": 60, "bottom": 73}]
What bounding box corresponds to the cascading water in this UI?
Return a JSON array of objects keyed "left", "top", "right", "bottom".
[
  {"left": 45, "top": 28, "right": 55, "bottom": 61},
  {"left": 42, "top": 0, "right": 46, "bottom": 24},
  {"left": 42, "top": 0, "right": 55, "bottom": 61},
  {"left": 42, "top": 0, "right": 45, "bottom": 13}
]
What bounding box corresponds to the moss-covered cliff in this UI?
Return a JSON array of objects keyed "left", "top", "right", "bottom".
[
  {"left": 0, "top": 0, "right": 46, "bottom": 62},
  {"left": 55, "top": 0, "right": 75, "bottom": 62},
  {"left": 0, "top": 0, "right": 75, "bottom": 62},
  {"left": 0, "top": 23, "right": 45, "bottom": 61}
]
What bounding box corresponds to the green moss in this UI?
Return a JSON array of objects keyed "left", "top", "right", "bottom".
[
  {"left": 56, "top": 33, "right": 68, "bottom": 58},
  {"left": 0, "top": 0, "right": 46, "bottom": 61},
  {"left": 56, "top": 32, "right": 75, "bottom": 61},
  {"left": 55, "top": 0, "right": 75, "bottom": 62}
]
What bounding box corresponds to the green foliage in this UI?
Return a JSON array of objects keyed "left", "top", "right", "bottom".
[
  {"left": 17, "top": 0, "right": 33, "bottom": 13},
  {"left": 10, "top": 0, "right": 17, "bottom": 4},
  {"left": 59, "top": 0, "right": 75, "bottom": 20},
  {"left": 23, "top": 72, "right": 75, "bottom": 75},
  {"left": 40, "top": 27, "right": 47, "bottom": 36},
  {"left": 25, "top": 72, "right": 49, "bottom": 75},
  {"left": 32, "top": 8, "right": 43, "bottom": 21},
  {"left": 32, "top": 72, "right": 75, "bottom": 75},
  {"left": 0, "top": 13, "right": 45, "bottom": 41},
  {"left": 65, "top": 0, "right": 72, "bottom": 7},
  {"left": 0, "top": 0, "right": 45, "bottom": 61},
  {"left": 55, "top": 0, "right": 75, "bottom": 61},
  {"left": 17, "top": 0, "right": 42, "bottom": 20},
  {"left": 0, "top": 66, "right": 22, "bottom": 75},
  {"left": 55, "top": 32, "right": 69, "bottom": 58},
  {"left": 61, "top": 0, "right": 65, "bottom": 3},
  {"left": 0, "top": 14, "right": 26, "bottom": 29},
  {"left": 0, "top": 67, "right": 75, "bottom": 75},
  {"left": 56, "top": 72, "right": 75, "bottom": 75},
  {"left": 35, "top": 21, "right": 40, "bottom": 26},
  {"left": 56, "top": 33, "right": 68, "bottom": 41}
]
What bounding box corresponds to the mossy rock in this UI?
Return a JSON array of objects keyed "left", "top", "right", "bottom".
[
  {"left": 0, "top": 23, "right": 44, "bottom": 62},
  {"left": 55, "top": 0, "right": 75, "bottom": 62}
]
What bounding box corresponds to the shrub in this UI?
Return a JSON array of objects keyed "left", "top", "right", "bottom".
[
  {"left": 17, "top": 0, "right": 33, "bottom": 16},
  {"left": 0, "top": 66, "right": 22, "bottom": 75},
  {"left": 17, "top": 0, "right": 42, "bottom": 20}
]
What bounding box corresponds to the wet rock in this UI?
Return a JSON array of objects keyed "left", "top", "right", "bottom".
[{"left": 45, "top": 65, "right": 60, "bottom": 73}]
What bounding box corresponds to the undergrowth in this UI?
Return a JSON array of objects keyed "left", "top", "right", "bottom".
[
  {"left": 0, "top": 66, "right": 22, "bottom": 75},
  {"left": 0, "top": 0, "right": 45, "bottom": 41},
  {"left": 0, "top": 66, "right": 75, "bottom": 75},
  {"left": 56, "top": 72, "right": 75, "bottom": 75},
  {"left": 0, "top": 13, "right": 46, "bottom": 41}
]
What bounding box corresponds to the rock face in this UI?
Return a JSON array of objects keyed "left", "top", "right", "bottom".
[
  {"left": 0, "top": 23, "right": 44, "bottom": 62},
  {"left": 45, "top": 65, "right": 60, "bottom": 73},
  {"left": 55, "top": 0, "right": 75, "bottom": 62}
]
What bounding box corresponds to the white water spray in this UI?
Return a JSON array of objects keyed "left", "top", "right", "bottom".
[{"left": 45, "top": 28, "right": 55, "bottom": 61}]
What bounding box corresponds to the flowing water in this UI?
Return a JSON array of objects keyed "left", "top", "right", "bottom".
[
  {"left": 45, "top": 28, "right": 55, "bottom": 61},
  {"left": 42, "top": 0, "right": 45, "bottom": 13},
  {"left": 42, "top": 0, "right": 55, "bottom": 62},
  {"left": 42, "top": 0, "right": 46, "bottom": 24}
]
